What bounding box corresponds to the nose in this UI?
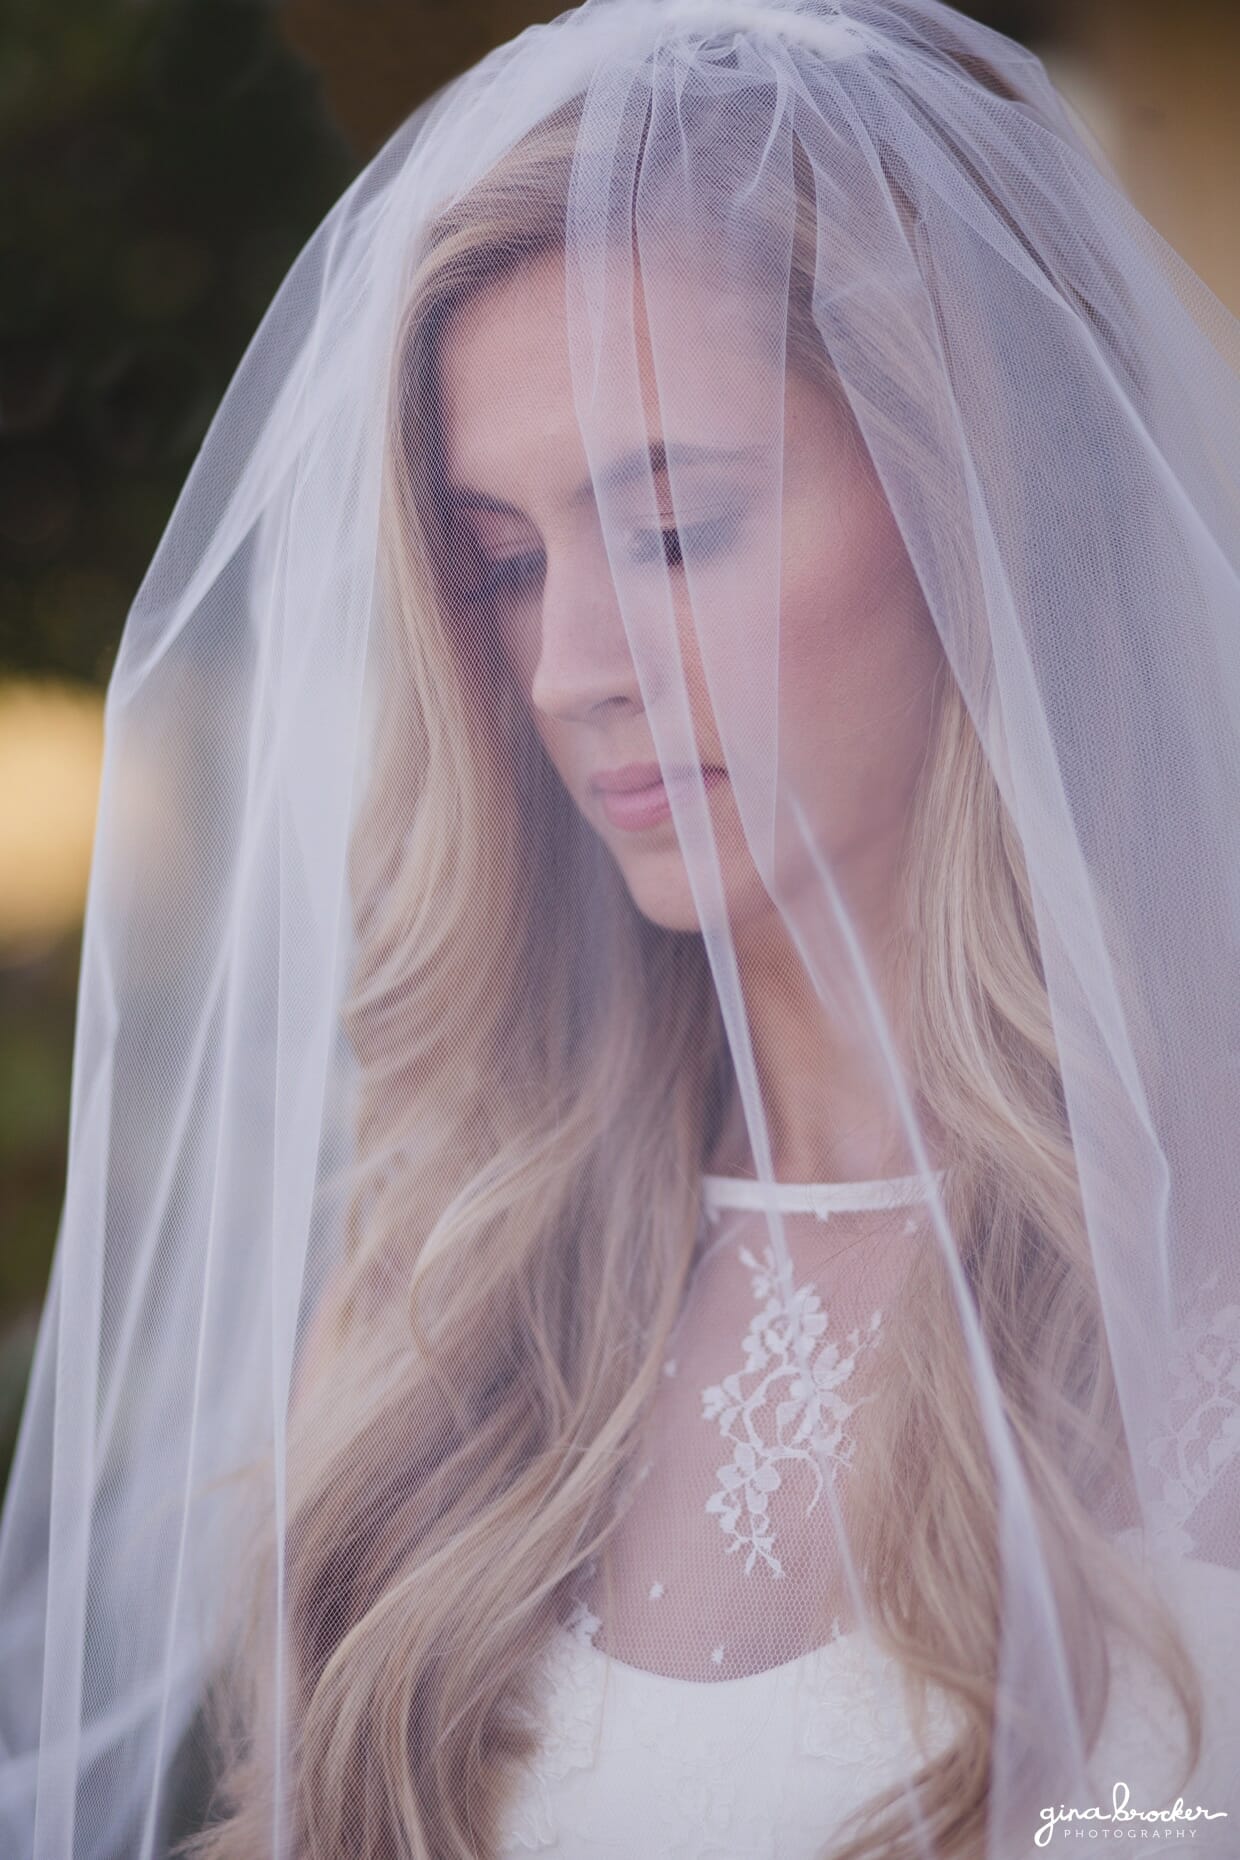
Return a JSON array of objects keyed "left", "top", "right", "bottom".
[{"left": 527, "top": 544, "right": 644, "bottom": 724}]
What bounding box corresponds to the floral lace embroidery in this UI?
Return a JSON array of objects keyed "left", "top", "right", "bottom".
[
  {"left": 796, "top": 1631, "right": 958, "bottom": 1777},
  {"left": 701, "top": 1244, "right": 883, "bottom": 1576},
  {"left": 1146, "top": 1289, "right": 1240, "bottom": 1557},
  {"left": 497, "top": 1598, "right": 606, "bottom": 1853}
]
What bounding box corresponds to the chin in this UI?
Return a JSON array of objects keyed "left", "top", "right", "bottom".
[
  {"left": 616, "top": 850, "right": 775, "bottom": 939},
  {"left": 628, "top": 890, "right": 703, "bottom": 935}
]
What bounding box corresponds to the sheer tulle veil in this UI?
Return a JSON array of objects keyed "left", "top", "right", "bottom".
[{"left": 2, "top": 1, "right": 1239, "bottom": 1856}]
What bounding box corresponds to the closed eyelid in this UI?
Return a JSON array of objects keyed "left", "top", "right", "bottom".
[
  {"left": 624, "top": 512, "right": 742, "bottom": 558},
  {"left": 462, "top": 513, "right": 541, "bottom": 557}
]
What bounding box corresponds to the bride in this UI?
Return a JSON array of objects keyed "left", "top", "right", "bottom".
[{"left": 2, "top": 3, "right": 1239, "bottom": 1857}]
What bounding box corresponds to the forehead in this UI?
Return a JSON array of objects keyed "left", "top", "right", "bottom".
[{"left": 436, "top": 247, "right": 790, "bottom": 499}]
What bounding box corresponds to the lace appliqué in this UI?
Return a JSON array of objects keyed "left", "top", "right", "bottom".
[
  {"left": 701, "top": 1243, "right": 882, "bottom": 1576},
  {"left": 497, "top": 1599, "right": 605, "bottom": 1853},
  {"left": 1146, "top": 1289, "right": 1240, "bottom": 1557}
]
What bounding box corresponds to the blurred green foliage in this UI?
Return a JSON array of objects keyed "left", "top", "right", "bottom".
[
  {"left": 0, "top": 939, "right": 79, "bottom": 1489},
  {"left": 1, "top": 0, "right": 353, "bottom": 687}
]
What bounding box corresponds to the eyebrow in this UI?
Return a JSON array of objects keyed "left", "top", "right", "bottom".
[{"left": 450, "top": 439, "right": 764, "bottom": 516}]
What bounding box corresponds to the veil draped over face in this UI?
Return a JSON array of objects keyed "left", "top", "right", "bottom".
[{"left": 2, "top": 1, "right": 1240, "bottom": 1856}]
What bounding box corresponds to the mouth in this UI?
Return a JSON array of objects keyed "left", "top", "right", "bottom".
[{"left": 590, "top": 762, "right": 727, "bottom": 832}]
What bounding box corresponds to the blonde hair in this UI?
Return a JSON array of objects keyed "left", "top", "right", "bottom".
[{"left": 179, "top": 69, "right": 1203, "bottom": 1860}]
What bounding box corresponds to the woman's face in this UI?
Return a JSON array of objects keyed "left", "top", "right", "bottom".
[{"left": 438, "top": 247, "right": 943, "bottom": 940}]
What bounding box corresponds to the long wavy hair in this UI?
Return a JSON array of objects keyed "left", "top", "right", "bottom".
[{"left": 179, "top": 50, "right": 1204, "bottom": 1860}]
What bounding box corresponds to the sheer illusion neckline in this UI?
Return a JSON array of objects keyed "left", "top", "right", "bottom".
[
  {"left": 699, "top": 1169, "right": 946, "bottom": 1217},
  {"left": 559, "top": 1619, "right": 865, "bottom": 1690}
]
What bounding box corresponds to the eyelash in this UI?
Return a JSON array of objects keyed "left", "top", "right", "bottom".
[
  {"left": 473, "top": 551, "right": 543, "bottom": 600},
  {"left": 626, "top": 515, "right": 738, "bottom": 568},
  {"left": 471, "top": 516, "right": 739, "bottom": 599}
]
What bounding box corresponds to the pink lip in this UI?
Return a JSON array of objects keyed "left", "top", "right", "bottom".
[{"left": 590, "top": 761, "right": 727, "bottom": 831}]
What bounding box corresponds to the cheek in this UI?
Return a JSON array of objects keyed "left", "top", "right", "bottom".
[
  {"left": 495, "top": 601, "right": 538, "bottom": 696},
  {"left": 522, "top": 700, "right": 579, "bottom": 804},
  {"left": 776, "top": 487, "right": 939, "bottom": 771}
]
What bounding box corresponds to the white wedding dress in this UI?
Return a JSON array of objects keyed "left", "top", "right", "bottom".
[{"left": 496, "top": 1172, "right": 1240, "bottom": 1858}]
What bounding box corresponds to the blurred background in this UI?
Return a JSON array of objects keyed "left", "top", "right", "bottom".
[{"left": 1, "top": 0, "right": 1238, "bottom": 1496}]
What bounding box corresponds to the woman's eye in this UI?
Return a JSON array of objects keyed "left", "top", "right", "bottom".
[
  {"left": 626, "top": 515, "right": 738, "bottom": 569},
  {"left": 473, "top": 550, "right": 545, "bottom": 600}
]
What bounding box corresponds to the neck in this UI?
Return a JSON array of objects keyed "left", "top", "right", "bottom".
[{"left": 707, "top": 878, "right": 927, "bottom": 1185}]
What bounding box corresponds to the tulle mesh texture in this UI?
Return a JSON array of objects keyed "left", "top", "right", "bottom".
[
  {"left": 2, "top": 0, "right": 1240, "bottom": 1856},
  {"left": 575, "top": 1176, "right": 945, "bottom": 1678}
]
